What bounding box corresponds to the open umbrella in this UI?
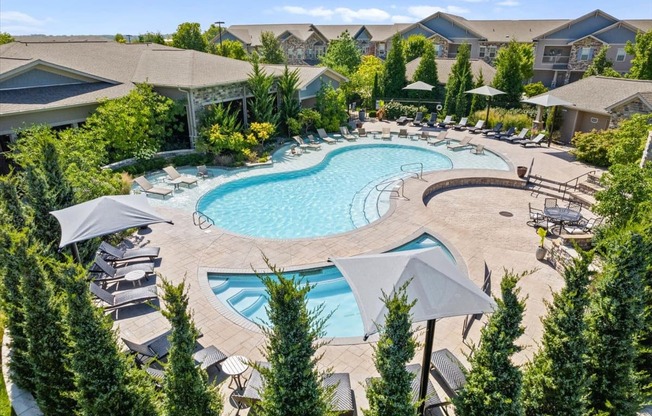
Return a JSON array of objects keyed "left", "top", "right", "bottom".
[
  {"left": 465, "top": 85, "right": 505, "bottom": 124},
  {"left": 403, "top": 81, "right": 435, "bottom": 107},
  {"left": 331, "top": 247, "right": 496, "bottom": 415},
  {"left": 522, "top": 93, "right": 573, "bottom": 146},
  {"left": 50, "top": 194, "right": 173, "bottom": 261}
]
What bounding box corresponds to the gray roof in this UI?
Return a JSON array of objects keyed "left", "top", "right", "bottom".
[
  {"left": 464, "top": 19, "right": 570, "bottom": 43},
  {"left": 225, "top": 24, "right": 320, "bottom": 47},
  {"left": 406, "top": 57, "right": 496, "bottom": 85},
  {"left": 263, "top": 65, "right": 348, "bottom": 89},
  {"left": 540, "top": 76, "right": 652, "bottom": 115},
  {"left": 313, "top": 25, "right": 364, "bottom": 41},
  {"left": 14, "top": 35, "right": 114, "bottom": 42},
  {"left": 625, "top": 20, "right": 652, "bottom": 32},
  {"left": 364, "top": 24, "right": 411, "bottom": 41}
]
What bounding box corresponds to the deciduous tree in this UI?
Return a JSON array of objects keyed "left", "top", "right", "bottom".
[
  {"left": 172, "top": 22, "right": 207, "bottom": 52},
  {"left": 259, "top": 31, "right": 285, "bottom": 64},
  {"left": 383, "top": 33, "right": 407, "bottom": 98},
  {"left": 210, "top": 39, "right": 247, "bottom": 60},
  {"left": 626, "top": 30, "right": 652, "bottom": 80},
  {"left": 348, "top": 55, "right": 384, "bottom": 108},
  {"left": 137, "top": 32, "right": 165, "bottom": 45},
  {"left": 0, "top": 32, "right": 14, "bottom": 45},
  {"left": 492, "top": 40, "right": 525, "bottom": 109},
  {"left": 320, "top": 30, "right": 361, "bottom": 76},
  {"left": 584, "top": 46, "right": 621, "bottom": 78},
  {"left": 404, "top": 34, "right": 430, "bottom": 62}
]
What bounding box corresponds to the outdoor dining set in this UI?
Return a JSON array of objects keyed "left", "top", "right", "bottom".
[{"left": 527, "top": 197, "right": 603, "bottom": 235}]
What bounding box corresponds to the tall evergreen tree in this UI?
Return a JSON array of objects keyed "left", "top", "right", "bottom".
[
  {"left": 443, "top": 43, "right": 472, "bottom": 117},
  {"left": 585, "top": 230, "right": 646, "bottom": 415},
  {"left": 260, "top": 31, "right": 286, "bottom": 64},
  {"left": 384, "top": 33, "right": 407, "bottom": 98},
  {"left": 469, "top": 69, "right": 487, "bottom": 115},
  {"left": 23, "top": 166, "right": 60, "bottom": 248},
  {"left": 320, "top": 30, "right": 361, "bottom": 76},
  {"left": 454, "top": 66, "right": 473, "bottom": 120},
  {"left": 41, "top": 139, "right": 76, "bottom": 209},
  {"left": 0, "top": 174, "right": 28, "bottom": 230},
  {"left": 371, "top": 72, "right": 381, "bottom": 108},
  {"left": 278, "top": 65, "right": 301, "bottom": 136},
  {"left": 161, "top": 277, "right": 223, "bottom": 416},
  {"left": 492, "top": 40, "right": 525, "bottom": 109},
  {"left": 247, "top": 55, "right": 279, "bottom": 127},
  {"left": 522, "top": 252, "right": 593, "bottom": 416},
  {"left": 412, "top": 42, "right": 440, "bottom": 100},
  {"left": 625, "top": 30, "right": 652, "bottom": 80},
  {"left": 364, "top": 281, "right": 417, "bottom": 416},
  {"left": 256, "top": 258, "right": 333, "bottom": 416},
  {"left": 172, "top": 22, "right": 207, "bottom": 52},
  {"left": 62, "top": 261, "right": 159, "bottom": 416},
  {"left": 454, "top": 271, "right": 526, "bottom": 416},
  {"left": 584, "top": 46, "right": 621, "bottom": 78},
  {"left": 20, "top": 239, "right": 77, "bottom": 415},
  {"left": 404, "top": 34, "right": 430, "bottom": 62},
  {"left": 635, "top": 222, "right": 652, "bottom": 399}
]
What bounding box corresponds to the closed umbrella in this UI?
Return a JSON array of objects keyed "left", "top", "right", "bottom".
[
  {"left": 331, "top": 247, "right": 496, "bottom": 415},
  {"left": 50, "top": 194, "right": 173, "bottom": 261},
  {"left": 465, "top": 85, "right": 506, "bottom": 124},
  {"left": 522, "top": 93, "right": 573, "bottom": 146}
]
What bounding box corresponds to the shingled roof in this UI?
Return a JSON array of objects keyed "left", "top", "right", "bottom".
[
  {"left": 225, "top": 24, "right": 321, "bottom": 46},
  {"left": 464, "top": 19, "right": 569, "bottom": 43},
  {"left": 406, "top": 57, "right": 496, "bottom": 85}
]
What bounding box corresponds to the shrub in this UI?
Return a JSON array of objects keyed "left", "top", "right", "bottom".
[
  {"left": 523, "top": 82, "right": 548, "bottom": 98},
  {"left": 469, "top": 107, "right": 532, "bottom": 130},
  {"left": 368, "top": 110, "right": 377, "bottom": 118},
  {"left": 570, "top": 130, "right": 613, "bottom": 167},
  {"left": 316, "top": 83, "right": 347, "bottom": 132},
  {"left": 384, "top": 101, "right": 427, "bottom": 120}
]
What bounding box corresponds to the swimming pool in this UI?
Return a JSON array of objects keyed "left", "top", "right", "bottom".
[
  {"left": 197, "top": 143, "right": 507, "bottom": 239},
  {"left": 208, "top": 233, "right": 454, "bottom": 338}
]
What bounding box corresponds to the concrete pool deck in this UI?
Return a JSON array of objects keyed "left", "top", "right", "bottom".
[{"left": 116, "top": 122, "right": 602, "bottom": 414}]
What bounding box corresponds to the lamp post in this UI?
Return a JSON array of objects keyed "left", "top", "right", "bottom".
[{"left": 214, "top": 21, "right": 225, "bottom": 54}]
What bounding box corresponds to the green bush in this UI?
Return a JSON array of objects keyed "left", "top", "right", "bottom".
[
  {"left": 368, "top": 110, "right": 377, "bottom": 118},
  {"left": 384, "top": 101, "right": 427, "bottom": 120},
  {"left": 571, "top": 130, "right": 612, "bottom": 167},
  {"left": 523, "top": 82, "right": 548, "bottom": 98},
  {"left": 119, "top": 153, "right": 212, "bottom": 176},
  {"left": 469, "top": 108, "right": 532, "bottom": 130}
]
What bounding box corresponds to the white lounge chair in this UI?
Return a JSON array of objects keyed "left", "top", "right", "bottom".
[
  {"left": 163, "top": 166, "right": 198, "bottom": 188},
  {"left": 447, "top": 136, "right": 473, "bottom": 150},
  {"left": 134, "top": 176, "right": 172, "bottom": 198},
  {"left": 520, "top": 133, "right": 546, "bottom": 147},
  {"left": 466, "top": 120, "right": 485, "bottom": 133},
  {"left": 452, "top": 117, "right": 468, "bottom": 130},
  {"left": 427, "top": 130, "right": 448, "bottom": 146},
  {"left": 311, "top": 133, "right": 334, "bottom": 144},
  {"left": 293, "top": 135, "right": 321, "bottom": 150},
  {"left": 504, "top": 128, "right": 529, "bottom": 143},
  {"left": 339, "top": 126, "right": 357, "bottom": 141},
  {"left": 381, "top": 127, "right": 391, "bottom": 140},
  {"left": 437, "top": 115, "right": 453, "bottom": 128}
]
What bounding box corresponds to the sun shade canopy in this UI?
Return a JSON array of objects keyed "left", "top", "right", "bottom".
[
  {"left": 465, "top": 85, "right": 505, "bottom": 97},
  {"left": 51, "top": 194, "right": 173, "bottom": 248},
  {"left": 402, "top": 81, "right": 435, "bottom": 91},
  {"left": 331, "top": 247, "right": 496, "bottom": 338},
  {"left": 522, "top": 93, "right": 573, "bottom": 107}
]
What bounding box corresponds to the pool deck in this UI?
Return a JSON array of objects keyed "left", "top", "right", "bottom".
[{"left": 116, "top": 121, "right": 602, "bottom": 414}]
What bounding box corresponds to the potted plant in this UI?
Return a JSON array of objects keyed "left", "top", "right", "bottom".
[
  {"left": 535, "top": 227, "right": 547, "bottom": 261},
  {"left": 377, "top": 107, "right": 386, "bottom": 121}
]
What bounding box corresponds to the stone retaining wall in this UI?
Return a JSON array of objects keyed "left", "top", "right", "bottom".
[{"left": 422, "top": 176, "right": 527, "bottom": 204}]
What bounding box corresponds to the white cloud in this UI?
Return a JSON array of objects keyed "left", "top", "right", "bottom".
[
  {"left": 407, "top": 5, "right": 470, "bottom": 18},
  {"left": 447, "top": 5, "right": 472, "bottom": 13},
  {"left": 391, "top": 15, "right": 419, "bottom": 23},
  {"left": 0, "top": 11, "right": 50, "bottom": 35},
  {"left": 496, "top": 0, "right": 520, "bottom": 6},
  {"left": 279, "top": 6, "right": 391, "bottom": 22},
  {"left": 281, "top": 6, "right": 334, "bottom": 18}
]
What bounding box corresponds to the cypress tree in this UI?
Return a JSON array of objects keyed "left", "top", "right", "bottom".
[
  {"left": 585, "top": 230, "right": 646, "bottom": 414},
  {"left": 247, "top": 55, "right": 280, "bottom": 127},
  {"left": 371, "top": 72, "right": 381, "bottom": 108},
  {"left": 41, "top": 139, "right": 76, "bottom": 209},
  {"left": 469, "top": 69, "right": 487, "bottom": 115},
  {"left": 522, "top": 252, "right": 593, "bottom": 416},
  {"left": 454, "top": 66, "right": 473, "bottom": 120},
  {"left": 256, "top": 258, "right": 332, "bottom": 416},
  {"left": 0, "top": 174, "right": 28, "bottom": 230},
  {"left": 23, "top": 166, "right": 60, "bottom": 249},
  {"left": 278, "top": 65, "right": 301, "bottom": 136},
  {"left": 62, "top": 261, "right": 159, "bottom": 416},
  {"left": 492, "top": 40, "right": 525, "bottom": 109},
  {"left": 454, "top": 271, "right": 526, "bottom": 416},
  {"left": 443, "top": 69, "right": 459, "bottom": 117},
  {"left": 384, "top": 33, "right": 407, "bottom": 98},
  {"left": 20, "top": 238, "right": 77, "bottom": 415},
  {"left": 364, "top": 281, "right": 417, "bottom": 416},
  {"left": 635, "top": 223, "right": 652, "bottom": 399},
  {"left": 443, "top": 43, "right": 471, "bottom": 117},
  {"left": 412, "top": 42, "right": 440, "bottom": 100},
  {"left": 161, "top": 277, "right": 223, "bottom": 416}
]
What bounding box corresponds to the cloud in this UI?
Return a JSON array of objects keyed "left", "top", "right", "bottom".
[
  {"left": 279, "top": 6, "right": 390, "bottom": 22},
  {"left": 0, "top": 11, "right": 50, "bottom": 35},
  {"left": 391, "top": 15, "right": 418, "bottom": 23},
  {"left": 496, "top": 0, "right": 520, "bottom": 6},
  {"left": 407, "top": 5, "right": 470, "bottom": 18},
  {"left": 281, "top": 6, "right": 334, "bottom": 18}
]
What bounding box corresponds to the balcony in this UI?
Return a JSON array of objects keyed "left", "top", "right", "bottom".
[{"left": 541, "top": 55, "right": 570, "bottom": 69}]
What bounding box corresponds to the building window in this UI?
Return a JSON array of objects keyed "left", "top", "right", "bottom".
[
  {"left": 479, "top": 46, "right": 486, "bottom": 58},
  {"left": 616, "top": 48, "right": 626, "bottom": 62},
  {"left": 434, "top": 44, "right": 443, "bottom": 57},
  {"left": 579, "top": 47, "right": 593, "bottom": 61},
  {"left": 378, "top": 43, "right": 386, "bottom": 55},
  {"left": 488, "top": 46, "right": 497, "bottom": 58}
]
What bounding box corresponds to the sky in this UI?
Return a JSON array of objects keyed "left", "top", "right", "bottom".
[{"left": 1, "top": 0, "right": 651, "bottom": 36}]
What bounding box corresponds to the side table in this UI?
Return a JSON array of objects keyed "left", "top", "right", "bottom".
[{"left": 222, "top": 355, "right": 249, "bottom": 390}]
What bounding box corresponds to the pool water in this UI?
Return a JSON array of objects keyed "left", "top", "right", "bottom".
[
  {"left": 198, "top": 143, "right": 505, "bottom": 239},
  {"left": 209, "top": 233, "right": 452, "bottom": 338}
]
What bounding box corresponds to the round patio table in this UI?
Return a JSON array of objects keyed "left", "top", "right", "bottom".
[
  {"left": 544, "top": 207, "right": 582, "bottom": 233},
  {"left": 222, "top": 355, "right": 249, "bottom": 390},
  {"left": 124, "top": 270, "right": 146, "bottom": 287}
]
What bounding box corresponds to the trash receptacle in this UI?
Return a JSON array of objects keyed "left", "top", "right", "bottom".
[{"left": 359, "top": 110, "right": 366, "bottom": 122}]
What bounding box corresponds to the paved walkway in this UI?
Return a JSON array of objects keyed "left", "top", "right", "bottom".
[{"left": 115, "top": 122, "right": 601, "bottom": 414}]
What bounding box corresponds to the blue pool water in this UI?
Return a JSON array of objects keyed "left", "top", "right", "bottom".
[
  {"left": 198, "top": 143, "right": 507, "bottom": 239},
  {"left": 209, "top": 233, "right": 453, "bottom": 338}
]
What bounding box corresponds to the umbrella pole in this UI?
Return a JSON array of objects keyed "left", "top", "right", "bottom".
[
  {"left": 485, "top": 96, "right": 491, "bottom": 124},
  {"left": 71, "top": 242, "right": 81, "bottom": 264},
  {"left": 418, "top": 319, "right": 436, "bottom": 415}
]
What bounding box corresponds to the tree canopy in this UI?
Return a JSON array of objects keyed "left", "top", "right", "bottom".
[
  {"left": 348, "top": 55, "right": 385, "bottom": 108},
  {"left": 137, "top": 32, "right": 165, "bottom": 45},
  {"left": 412, "top": 42, "right": 440, "bottom": 100},
  {"left": 383, "top": 33, "right": 407, "bottom": 98},
  {"left": 443, "top": 43, "right": 472, "bottom": 118},
  {"left": 584, "top": 46, "right": 621, "bottom": 78},
  {"left": 0, "top": 32, "right": 15, "bottom": 45},
  {"left": 404, "top": 34, "right": 430, "bottom": 62},
  {"left": 492, "top": 40, "right": 525, "bottom": 108},
  {"left": 172, "top": 22, "right": 207, "bottom": 52},
  {"left": 625, "top": 29, "right": 652, "bottom": 80},
  {"left": 259, "top": 31, "right": 285, "bottom": 64},
  {"left": 210, "top": 39, "right": 247, "bottom": 60},
  {"left": 320, "top": 30, "right": 361, "bottom": 76}
]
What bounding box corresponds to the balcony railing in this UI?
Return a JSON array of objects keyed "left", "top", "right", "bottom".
[{"left": 542, "top": 55, "right": 570, "bottom": 64}]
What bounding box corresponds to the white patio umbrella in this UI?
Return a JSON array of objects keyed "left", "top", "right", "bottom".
[
  {"left": 465, "top": 85, "right": 505, "bottom": 124},
  {"left": 50, "top": 194, "right": 173, "bottom": 261},
  {"left": 522, "top": 93, "right": 573, "bottom": 147},
  {"left": 403, "top": 81, "right": 435, "bottom": 107},
  {"left": 331, "top": 247, "right": 496, "bottom": 415}
]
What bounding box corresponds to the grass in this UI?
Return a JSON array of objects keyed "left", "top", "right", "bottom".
[{"left": 0, "top": 323, "right": 15, "bottom": 416}]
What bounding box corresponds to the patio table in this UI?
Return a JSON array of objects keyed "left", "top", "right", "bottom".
[{"left": 544, "top": 207, "right": 582, "bottom": 233}]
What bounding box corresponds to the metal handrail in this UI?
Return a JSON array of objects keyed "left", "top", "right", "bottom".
[
  {"left": 559, "top": 170, "right": 596, "bottom": 201},
  {"left": 192, "top": 211, "right": 214, "bottom": 230},
  {"left": 400, "top": 162, "right": 424, "bottom": 180},
  {"left": 375, "top": 178, "right": 408, "bottom": 200}
]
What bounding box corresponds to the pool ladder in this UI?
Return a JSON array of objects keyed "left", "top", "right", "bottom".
[
  {"left": 192, "top": 210, "right": 214, "bottom": 230},
  {"left": 400, "top": 162, "right": 425, "bottom": 181}
]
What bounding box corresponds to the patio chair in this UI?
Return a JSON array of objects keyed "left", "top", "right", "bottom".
[
  {"left": 197, "top": 165, "right": 214, "bottom": 179},
  {"left": 98, "top": 241, "right": 160, "bottom": 263},
  {"left": 503, "top": 128, "right": 529, "bottom": 143},
  {"left": 310, "top": 133, "right": 334, "bottom": 144},
  {"left": 398, "top": 128, "right": 408, "bottom": 138},
  {"left": 339, "top": 126, "right": 357, "bottom": 141},
  {"left": 481, "top": 122, "right": 503, "bottom": 136},
  {"left": 427, "top": 129, "right": 448, "bottom": 146},
  {"left": 430, "top": 348, "right": 468, "bottom": 394},
  {"left": 412, "top": 112, "right": 424, "bottom": 126},
  {"left": 527, "top": 203, "right": 547, "bottom": 227},
  {"left": 426, "top": 112, "right": 438, "bottom": 127},
  {"left": 396, "top": 116, "right": 409, "bottom": 125},
  {"left": 92, "top": 255, "right": 154, "bottom": 283},
  {"left": 89, "top": 282, "right": 157, "bottom": 316},
  {"left": 420, "top": 131, "right": 430, "bottom": 141},
  {"left": 520, "top": 133, "right": 546, "bottom": 147},
  {"left": 366, "top": 364, "right": 448, "bottom": 411},
  {"left": 437, "top": 115, "right": 454, "bottom": 128},
  {"left": 447, "top": 136, "right": 473, "bottom": 151},
  {"left": 544, "top": 197, "right": 558, "bottom": 209},
  {"left": 163, "top": 166, "right": 198, "bottom": 188},
  {"left": 357, "top": 127, "right": 368, "bottom": 137},
  {"left": 293, "top": 135, "right": 321, "bottom": 150},
  {"left": 134, "top": 176, "right": 173, "bottom": 198},
  {"left": 452, "top": 117, "right": 468, "bottom": 130},
  {"left": 316, "top": 128, "right": 333, "bottom": 142},
  {"left": 381, "top": 127, "right": 391, "bottom": 140},
  {"left": 470, "top": 144, "right": 485, "bottom": 154},
  {"left": 495, "top": 127, "right": 516, "bottom": 140},
  {"left": 466, "top": 120, "right": 485, "bottom": 134}
]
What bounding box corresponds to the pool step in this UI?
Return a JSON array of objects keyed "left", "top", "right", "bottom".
[
  {"left": 229, "top": 290, "right": 267, "bottom": 317},
  {"left": 349, "top": 173, "right": 411, "bottom": 228}
]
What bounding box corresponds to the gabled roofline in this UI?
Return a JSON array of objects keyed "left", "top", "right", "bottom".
[
  {"left": 400, "top": 22, "right": 437, "bottom": 38},
  {"left": 605, "top": 91, "right": 652, "bottom": 112},
  {"left": 593, "top": 20, "right": 642, "bottom": 37},
  {"left": 534, "top": 9, "right": 619, "bottom": 40},
  {"left": 306, "top": 24, "right": 328, "bottom": 43},
  {"left": 352, "top": 26, "right": 370, "bottom": 40},
  {"left": 0, "top": 59, "right": 119, "bottom": 85},
  {"left": 427, "top": 32, "right": 453, "bottom": 44},
  {"left": 400, "top": 12, "right": 486, "bottom": 41},
  {"left": 567, "top": 34, "right": 608, "bottom": 46},
  {"left": 218, "top": 29, "right": 251, "bottom": 46}
]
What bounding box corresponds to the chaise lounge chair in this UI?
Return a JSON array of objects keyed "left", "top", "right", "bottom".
[
  {"left": 357, "top": 127, "right": 367, "bottom": 137},
  {"left": 381, "top": 127, "right": 391, "bottom": 140},
  {"left": 426, "top": 112, "right": 438, "bottom": 127},
  {"left": 310, "top": 133, "right": 334, "bottom": 145},
  {"left": 427, "top": 129, "right": 448, "bottom": 146},
  {"left": 430, "top": 348, "right": 468, "bottom": 394},
  {"left": 412, "top": 112, "right": 424, "bottom": 126},
  {"left": 503, "top": 128, "right": 529, "bottom": 143},
  {"left": 437, "top": 115, "right": 454, "bottom": 128},
  {"left": 396, "top": 116, "right": 409, "bottom": 125},
  {"left": 134, "top": 176, "right": 173, "bottom": 198},
  {"left": 339, "top": 126, "right": 357, "bottom": 141},
  {"left": 197, "top": 165, "right": 214, "bottom": 179},
  {"left": 92, "top": 255, "right": 154, "bottom": 283},
  {"left": 520, "top": 133, "right": 546, "bottom": 147},
  {"left": 99, "top": 241, "right": 160, "bottom": 263},
  {"left": 293, "top": 135, "right": 321, "bottom": 150},
  {"left": 398, "top": 128, "right": 408, "bottom": 138},
  {"left": 447, "top": 136, "right": 474, "bottom": 150},
  {"left": 163, "top": 166, "right": 198, "bottom": 188},
  {"left": 481, "top": 122, "right": 503, "bottom": 137},
  {"left": 495, "top": 127, "right": 516, "bottom": 140},
  {"left": 316, "top": 128, "right": 336, "bottom": 143},
  {"left": 90, "top": 282, "right": 157, "bottom": 316},
  {"left": 452, "top": 117, "right": 469, "bottom": 130},
  {"left": 466, "top": 120, "right": 485, "bottom": 134},
  {"left": 122, "top": 330, "right": 229, "bottom": 369}
]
